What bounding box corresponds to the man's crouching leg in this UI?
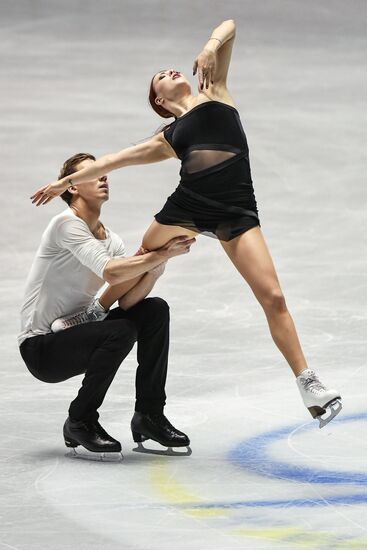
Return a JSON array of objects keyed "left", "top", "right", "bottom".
[
  {"left": 106, "top": 297, "right": 191, "bottom": 456},
  {"left": 20, "top": 318, "right": 137, "bottom": 460},
  {"left": 65, "top": 319, "right": 137, "bottom": 459}
]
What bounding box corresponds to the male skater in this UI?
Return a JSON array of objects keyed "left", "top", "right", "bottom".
[{"left": 19, "top": 153, "right": 195, "bottom": 456}]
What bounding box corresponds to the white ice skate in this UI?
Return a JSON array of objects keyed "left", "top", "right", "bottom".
[
  {"left": 296, "top": 368, "right": 342, "bottom": 428},
  {"left": 51, "top": 298, "right": 108, "bottom": 332}
]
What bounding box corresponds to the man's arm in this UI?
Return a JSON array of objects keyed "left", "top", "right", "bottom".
[
  {"left": 118, "top": 267, "right": 164, "bottom": 311},
  {"left": 103, "top": 237, "right": 193, "bottom": 286},
  {"left": 56, "top": 217, "right": 195, "bottom": 286},
  {"left": 98, "top": 247, "right": 164, "bottom": 310}
]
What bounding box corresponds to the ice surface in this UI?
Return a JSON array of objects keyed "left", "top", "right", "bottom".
[{"left": 1, "top": 1, "right": 367, "bottom": 549}]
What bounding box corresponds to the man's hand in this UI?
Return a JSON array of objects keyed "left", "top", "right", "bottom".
[
  {"left": 135, "top": 235, "right": 196, "bottom": 262},
  {"left": 156, "top": 235, "right": 196, "bottom": 259},
  {"left": 133, "top": 244, "right": 166, "bottom": 277},
  {"left": 133, "top": 245, "right": 149, "bottom": 256}
]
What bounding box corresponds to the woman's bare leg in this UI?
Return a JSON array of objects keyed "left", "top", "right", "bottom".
[
  {"left": 220, "top": 226, "right": 308, "bottom": 377},
  {"left": 99, "top": 220, "right": 198, "bottom": 310},
  {"left": 142, "top": 220, "right": 198, "bottom": 250}
]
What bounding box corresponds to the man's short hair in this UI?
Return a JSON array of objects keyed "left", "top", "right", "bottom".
[{"left": 58, "top": 153, "right": 96, "bottom": 205}]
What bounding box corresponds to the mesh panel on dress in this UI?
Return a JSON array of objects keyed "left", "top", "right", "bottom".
[
  {"left": 183, "top": 149, "right": 237, "bottom": 174},
  {"left": 154, "top": 152, "right": 260, "bottom": 241}
]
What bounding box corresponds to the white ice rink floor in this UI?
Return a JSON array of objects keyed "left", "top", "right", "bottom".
[{"left": 1, "top": 1, "right": 367, "bottom": 549}]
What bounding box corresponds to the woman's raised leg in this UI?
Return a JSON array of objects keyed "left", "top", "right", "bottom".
[
  {"left": 99, "top": 220, "right": 198, "bottom": 310},
  {"left": 220, "top": 225, "right": 308, "bottom": 377},
  {"left": 142, "top": 220, "right": 198, "bottom": 251}
]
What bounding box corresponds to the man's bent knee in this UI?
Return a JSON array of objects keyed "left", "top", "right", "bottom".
[{"left": 141, "top": 297, "right": 170, "bottom": 317}]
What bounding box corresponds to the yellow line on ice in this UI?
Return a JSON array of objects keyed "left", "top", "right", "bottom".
[
  {"left": 235, "top": 527, "right": 367, "bottom": 548},
  {"left": 149, "top": 462, "right": 367, "bottom": 548},
  {"left": 149, "top": 460, "right": 227, "bottom": 517}
]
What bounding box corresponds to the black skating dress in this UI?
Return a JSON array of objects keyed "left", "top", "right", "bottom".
[{"left": 154, "top": 100, "right": 261, "bottom": 241}]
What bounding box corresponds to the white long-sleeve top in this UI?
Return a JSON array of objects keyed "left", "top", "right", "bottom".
[{"left": 18, "top": 207, "right": 126, "bottom": 346}]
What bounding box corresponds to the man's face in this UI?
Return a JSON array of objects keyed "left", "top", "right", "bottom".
[{"left": 69, "top": 159, "right": 109, "bottom": 204}]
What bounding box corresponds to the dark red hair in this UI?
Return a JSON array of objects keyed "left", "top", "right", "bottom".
[{"left": 148, "top": 71, "right": 177, "bottom": 120}]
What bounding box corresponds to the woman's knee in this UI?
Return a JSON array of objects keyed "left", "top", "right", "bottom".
[
  {"left": 260, "top": 287, "right": 288, "bottom": 314},
  {"left": 141, "top": 221, "right": 166, "bottom": 251}
]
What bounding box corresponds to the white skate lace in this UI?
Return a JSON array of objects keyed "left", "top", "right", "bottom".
[{"left": 301, "top": 373, "right": 327, "bottom": 394}]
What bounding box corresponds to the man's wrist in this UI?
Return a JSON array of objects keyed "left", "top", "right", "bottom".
[{"left": 153, "top": 249, "right": 169, "bottom": 260}]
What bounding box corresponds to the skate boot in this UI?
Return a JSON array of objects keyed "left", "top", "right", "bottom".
[
  {"left": 131, "top": 411, "right": 192, "bottom": 456},
  {"left": 51, "top": 298, "right": 108, "bottom": 332},
  {"left": 296, "top": 368, "right": 342, "bottom": 428},
  {"left": 63, "top": 416, "right": 123, "bottom": 461}
]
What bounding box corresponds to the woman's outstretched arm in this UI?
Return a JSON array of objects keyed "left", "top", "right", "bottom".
[{"left": 31, "top": 131, "right": 175, "bottom": 206}]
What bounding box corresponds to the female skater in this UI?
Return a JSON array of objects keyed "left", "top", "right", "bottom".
[{"left": 31, "top": 19, "right": 341, "bottom": 427}]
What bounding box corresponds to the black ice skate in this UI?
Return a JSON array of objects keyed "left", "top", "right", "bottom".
[
  {"left": 63, "top": 416, "right": 123, "bottom": 462},
  {"left": 131, "top": 411, "right": 192, "bottom": 456},
  {"left": 296, "top": 369, "right": 342, "bottom": 428}
]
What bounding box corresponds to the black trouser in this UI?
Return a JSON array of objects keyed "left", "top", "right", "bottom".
[{"left": 19, "top": 297, "right": 170, "bottom": 422}]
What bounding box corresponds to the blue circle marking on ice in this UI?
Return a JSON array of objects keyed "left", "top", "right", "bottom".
[
  {"left": 180, "top": 493, "right": 367, "bottom": 509},
  {"left": 228, "top": 412, "right": 367, "bottom": 485},
  {"left": 176, "top": 412, "right": 367, "bottom": 510}
]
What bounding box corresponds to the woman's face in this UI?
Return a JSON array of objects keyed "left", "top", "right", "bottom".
[{"left": 152, "top": 69, "right": 191, "bottom": 104}]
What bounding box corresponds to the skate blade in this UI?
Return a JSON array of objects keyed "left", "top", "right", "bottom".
[
  {"left": 132, "top": 442, "right": 192, "bottom": 457},
  {"left": 309, "top": 399, "right": 342, "bottom": 429},
  {"left": 65, "top": 447, "right": 123, "bottom": 462}
]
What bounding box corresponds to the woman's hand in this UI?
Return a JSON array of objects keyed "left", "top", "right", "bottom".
[
  {"left": 30, "top": 179, "right": 69, "bottom": 206},
  {"left": 193, "top": 48, "right": 217, "bottom": 90}
]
